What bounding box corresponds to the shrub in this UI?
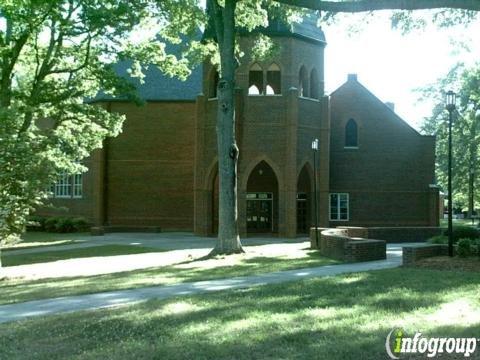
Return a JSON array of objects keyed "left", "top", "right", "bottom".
[
  {"left": 55, "top": 217, "right": 77, "bottom": 233},
  {"left": 42, "top": 216, "right": 90, "bottom": 233},
  {"left": 428, "top": 235, "right": 447, "bottom": 244},
  {"left": 71, "top": 217, "right": 89, "bottom": 232},
  {"left": 457, "top": 238, "right": 474, "bottom": 258},
  {"left": 44, "top": 217, "right": 58, "bottom": 232},
  {"left": 443, "top": 226, "right": 480, "bottom": 243},
  {"left": 26, "top": 216, "right": 46, "bottom": 231}
]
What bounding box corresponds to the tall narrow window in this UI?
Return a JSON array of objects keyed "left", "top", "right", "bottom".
[
  {"left": 345, "top": 119, "right": 358, "bottom": 148},
  {"left": 310, "top": 68, "right": 319, "bottom": 99},
  {"left": 299, "top": 66, "right": 308, "bottom": 97},
  {"left": 266, "top": 63, "right": 281, "bottom": 95},
  {"left": 248, "top": 63, "right": 263, "bottom": 95},
  {"left": 209, "top": 69, "right": 219, "bottom": 98},
  {"left": 330, "top": 193, "right": 349, "bottom": 221}
]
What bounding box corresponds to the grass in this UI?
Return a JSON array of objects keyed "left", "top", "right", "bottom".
[
  {"left": 1, "top": 245, "right": 161, "bottom": 267},
  {"left": 0, "top": 247, "right": 337, "bottom": 305},
  {"left": 2, "top": 232, "right": 89, "bottom": 250},
  {"left": 0, "top": 268, "right": 478, "bottom": 359},
  {"left": 440, "top": 218, "right": 479, "bottom": 228}
]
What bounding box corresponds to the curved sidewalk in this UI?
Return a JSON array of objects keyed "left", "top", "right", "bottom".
[{"left": 0, "top": 244, "right": 405, "bottom": 324}]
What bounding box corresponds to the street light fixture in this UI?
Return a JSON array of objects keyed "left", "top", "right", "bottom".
[
  {"left": 312, "top": 138, "right": 319, "bottom": 248},
  {"left": 445, "top": 90, "right": 456, "bottom": 257}
]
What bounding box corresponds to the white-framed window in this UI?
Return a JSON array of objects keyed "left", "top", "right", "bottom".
[
  {"left": 330, "top": 193, "right": 349, "bottom": 221},
  {"left": 73, "top": 174, "right": 83, "bottom": 198},
  {"left": 52, "top": 173, "right": 83, "bottom": 199}
]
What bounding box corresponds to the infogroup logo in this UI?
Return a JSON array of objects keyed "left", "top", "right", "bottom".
[{"left": 385, "top": 328, "right": 479, "bottom": 359}]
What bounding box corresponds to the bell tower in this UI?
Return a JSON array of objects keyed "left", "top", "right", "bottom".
[{"left": 194, "top": 14, "right": 330, "bottom": 238}]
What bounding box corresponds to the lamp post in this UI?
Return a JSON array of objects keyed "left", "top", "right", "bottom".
[
  {"left": 446, "top": 90, "right": 456, "bottom": 257},
  {"left": 312, "top": 138, "right": 319, "bottom": 248}
]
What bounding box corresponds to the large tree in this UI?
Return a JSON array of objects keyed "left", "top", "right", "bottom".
[
  {"left": 0, "top": 0, "right": 194, "bottom": 267},
  {"left": 421, "top": 65, "right": 480, "bottom": 217}
]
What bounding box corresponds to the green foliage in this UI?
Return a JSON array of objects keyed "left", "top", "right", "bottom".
[
  {"left": 41, "top": 216, "right": 89, "bottom": 233},
  {"left": 443, "top": 225, "right": 480, "bottom": 243},
  {"left": 0, "top": 0, "right": 201, "bottom": 243},
  {"left": 456, "top": 238, "right": 474, "bottom": 257},
  {"left": 420, "top": 64, "right": 480, "bottom": 212},
  {"left": 427, "top": 235, "right": 447, "bottom": 244}
]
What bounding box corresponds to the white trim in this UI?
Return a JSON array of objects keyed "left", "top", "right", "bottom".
[
  {"left": 344, "top": 146, "right": 359, "bottom": 150},
  {"left": 329, "top": 193, "right": 349, "bottom": 221}
]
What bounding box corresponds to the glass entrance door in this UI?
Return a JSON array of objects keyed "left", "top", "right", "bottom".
[
  {"left": 246, "top": 193, "right": 273, "bottom": 232},
  {"left": 297, "top": 192, "right": 307, "bottom": 233}
]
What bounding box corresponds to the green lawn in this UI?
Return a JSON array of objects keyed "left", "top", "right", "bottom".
[
  {"left": 2, "top": 232, "right": 89, "bottom": 250},
  {"left": 0, "top": 268, "right": 478, "bottom": 359},
  {"left": 2, "top": 245, "right": 161, "bottom": 267},
  {"left": 0, "top": 249, "right": 337, "bottom": 305}
]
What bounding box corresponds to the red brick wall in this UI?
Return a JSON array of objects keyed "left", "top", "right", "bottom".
[
  {"left": 104, "top": 101, "right": 195, "bottom": 230},
  {"left": 329, "top": 78, "right": 437, "bottom": 227}
]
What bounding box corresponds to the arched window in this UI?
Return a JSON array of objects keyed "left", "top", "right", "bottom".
[
  {"left": 266, "top": 63, "right": 281, "bottom": 95},
  {"left": 209, "top": 68, "right": 219, "bottom": 98},
  {"left": 310, "top": 68, "right": 319, "bottom": 99},
  {"left": 249, "top": 63, "right": 263, "bottom": 95},
  {"left": 345, "top": 119, "right": 358, "bottom": 148},
  {"left": 299, "top": 66, "right": 308, "bottom": 97}
]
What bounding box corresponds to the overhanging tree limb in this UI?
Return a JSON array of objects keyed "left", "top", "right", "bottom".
[{"left": 273, "top": 0, "right": 480, "bottom": 12}]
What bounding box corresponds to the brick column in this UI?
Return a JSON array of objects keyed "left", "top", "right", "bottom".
[
  {"left": 194, "top": 94, "right": 208, "bottom": 235},
  {"left": 282, "top": 87, "right": 299, "bottom": 238},
  {"left": 91, "top": 147, "right": 105, "bottom": 227},
  {"left": 318, "top": 95, "right": 330, "bottom": 227},
  {"left": 428, "top": 185, "right": 440, "bottom": 226}
]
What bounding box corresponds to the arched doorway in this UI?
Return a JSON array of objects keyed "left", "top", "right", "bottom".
[
  {"left": 297, "top": 163, "right": 313, "bottom": 234},
  {"left": 246, "top": 161, "right": 279, "bottom": 233}
]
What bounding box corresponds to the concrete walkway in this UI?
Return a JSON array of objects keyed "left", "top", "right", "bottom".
[
  {"left": 7, "top": 232, "right": 297, "bottom": 255},
  {"left": 0, "top": 244, "right": 407, "bottom": 324}
]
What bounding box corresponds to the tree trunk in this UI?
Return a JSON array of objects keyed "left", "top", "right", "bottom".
[{"left": 210, "top": 0, "right": 243, "bottom": 255}]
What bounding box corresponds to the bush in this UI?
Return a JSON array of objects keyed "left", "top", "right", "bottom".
[
  {"left": 457, "top": 238, "right": 474, "bottom": 258},
  {"left": 42, "top": 216, "right": 89, "bottom": 233},
  {"left": 71, "top": 217, "right": 89, "bottom": 232},
  {"left": 44, "top": 217, "right": 58, "bottom": 232},
  {"left": 443, "top": 226, "right": 480, "bottom": 243},
  {"left": 428, "top": 235, "right": 447, "bottom": 244},
  {"left": 26, "top": 216, "right": 46, "bottom": 231}
]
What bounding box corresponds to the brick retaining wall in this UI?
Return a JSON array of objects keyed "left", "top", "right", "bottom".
[{"left": 403, "top": 244, "right": 449, "bottom": 265}]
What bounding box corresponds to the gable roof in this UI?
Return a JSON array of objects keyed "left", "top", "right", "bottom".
[{"left": 330, "top": 74, "right": 428, "bottom": 137}]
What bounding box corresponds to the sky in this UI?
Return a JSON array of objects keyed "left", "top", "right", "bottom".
[{"left": 322, "top": 12, "right": 480, "bottom": 131}]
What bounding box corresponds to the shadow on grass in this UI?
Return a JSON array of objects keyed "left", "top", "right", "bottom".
[
  {"left": 0, "top": 268, "right": 479, "bottom": 359},
  {"left": 1, "top": 245, "right": 163, "bottom": 267},
  {"left": 0, "top": 250, "right": 338, "bottom": 305}
]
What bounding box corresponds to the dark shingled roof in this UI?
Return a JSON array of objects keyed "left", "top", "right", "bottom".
[
  {"left": 263, "top": 15, "right": 326, "bottom": 44},
  {"left": 92, "top": 15, "right": 324, "bottom": 102},
  {"left": 91, "top": 60, "right": 203, "bottom": 102}
]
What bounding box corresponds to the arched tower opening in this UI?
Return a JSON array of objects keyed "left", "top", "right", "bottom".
[
  {"left": 248, "top": 63, "right": 263, "bottom": 95},
  {"left": 299, "top": 66, "right": 308, "bottom": 97},
  {"left": 310, "top": 68, "right": 319, "bottom": 100},
  {"left": 266, "top": 63, "right": 281, "bottom": 95}
]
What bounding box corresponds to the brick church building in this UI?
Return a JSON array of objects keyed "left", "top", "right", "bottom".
[{"left": 44, "top": 17, "right": 440, "bottom": 237}]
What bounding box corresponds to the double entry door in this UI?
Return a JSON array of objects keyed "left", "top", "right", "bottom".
[{"left": 246, "top": 192, "right": 273, "bottom": 232}]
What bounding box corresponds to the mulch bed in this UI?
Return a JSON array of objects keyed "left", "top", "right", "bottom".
[{"left": 409, "top": 256, "right": 480, "bottom": 272}]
